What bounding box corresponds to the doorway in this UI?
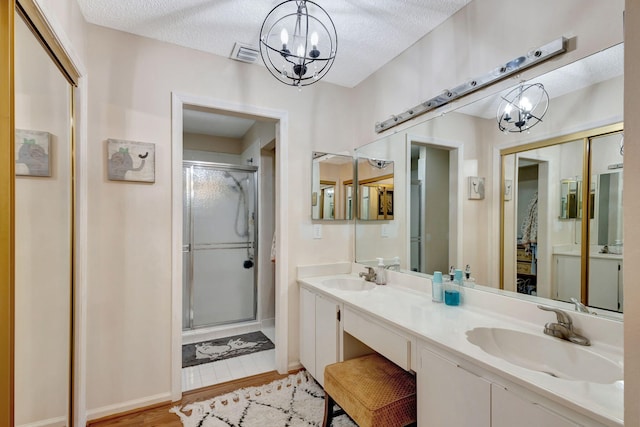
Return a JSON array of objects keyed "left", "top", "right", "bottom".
[
  {"left": 171, "top": 94, "right": 288, "bottom": 398},
  {"left": 409, "top": 142, "right": 455, "bottom": 275}
]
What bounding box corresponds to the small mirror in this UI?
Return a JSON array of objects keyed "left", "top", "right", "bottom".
[
  {"left": 559, "top": 179, "right": 580, "bottom": 219},
  {"left": 357, "top": 157, "right": 394, "bottom": 220},
  {"left": 311, "top": 152, "right": 354, "bottom": 220}
]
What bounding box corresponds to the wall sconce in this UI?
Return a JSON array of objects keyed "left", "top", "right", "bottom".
[
  {"left": 504, "top": 179, "right": 513, "bottom": 201},
  {"left": 497, "top": 83, "right": 549, "bottom": 133},
  {"left": 259, "top": 0, "right": 338, "bottom": 88},
  {"left": 468, "top": 177, "right": 485, "bottom": 200}
]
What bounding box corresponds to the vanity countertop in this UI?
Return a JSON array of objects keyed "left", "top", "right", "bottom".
[{"left": 298, "top": 271, "right": 624, "bottom": 427}]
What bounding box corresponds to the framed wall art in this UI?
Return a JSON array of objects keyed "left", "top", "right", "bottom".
[
  {"left": 15, "top": 129, "right": 51, "bottom": 177},
  {"left": 107, "top": 139, "right": 155, "bottom": 183}
]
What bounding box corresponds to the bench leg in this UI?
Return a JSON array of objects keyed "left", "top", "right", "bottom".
[{"left": 322, "top": 393, "right": 335, "bottom": 427}]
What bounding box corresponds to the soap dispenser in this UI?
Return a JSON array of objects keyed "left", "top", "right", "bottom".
[
  {"left": 445, "top": 269, "right": 462, "bottom": 306},
  {"left": 464, "top": 264, "right": 475, "bottom": 287},
  {"left": 375, "top": 258, "right": 387, "bottom": 285}
]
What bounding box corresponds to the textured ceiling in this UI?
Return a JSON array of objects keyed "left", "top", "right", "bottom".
[{"left": 74, "top": 0, "right": 472, "bottom": 88}]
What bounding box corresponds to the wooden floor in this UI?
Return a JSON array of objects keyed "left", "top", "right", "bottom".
[{"left": 88, "top": 370, "right": 298, "bottom": 427}]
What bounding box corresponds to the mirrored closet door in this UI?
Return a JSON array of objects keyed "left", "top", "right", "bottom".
[{"left": 14, "top": 3, "right": 77, "bottom": 425}]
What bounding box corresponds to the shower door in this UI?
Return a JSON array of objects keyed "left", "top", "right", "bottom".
[{"left": 183, "top": 162, "right": 258, "bottom": 330}]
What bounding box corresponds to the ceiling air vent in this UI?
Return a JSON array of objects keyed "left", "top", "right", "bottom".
[{"left": 230, "top": 42, "right": 259, "bottom": 64}]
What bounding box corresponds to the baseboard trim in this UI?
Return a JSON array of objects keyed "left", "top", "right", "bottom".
[
  {"left": 288, "top": 361, "right": 303, "bottom": 372},
  {"left": 17, "top": 416, "right": 66, "bottom": 427},
  {"left": 86, "top": 392, "right": 172, "bottom": 424}
]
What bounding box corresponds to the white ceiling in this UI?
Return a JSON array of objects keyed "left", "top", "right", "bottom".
[{"left": 74, "top": 0, "right": 472, "bottom": 88}]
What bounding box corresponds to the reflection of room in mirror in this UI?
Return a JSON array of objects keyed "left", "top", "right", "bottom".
[
  {"left": 468, "top": 176, "right": 485, "bottom": 200},
  {"left": 355, "top": 42, "right": 623, "bottom": 317},
  {"left": 311, "top": 152, "right": 354, "bottom": 220},
  {"left": 356, "top": 157, "right": 394, "bottom": 221}
]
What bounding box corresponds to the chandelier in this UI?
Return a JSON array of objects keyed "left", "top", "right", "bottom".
[
  {"left": 259, "top": 0, "right": 337, "bottom": 88},
  {"left": 497, "top": 83, "right": 549, "bottom": 133}
]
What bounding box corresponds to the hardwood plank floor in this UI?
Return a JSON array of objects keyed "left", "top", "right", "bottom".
[{"left": 88, "top": 370, "right": 300, "bottom": 427}]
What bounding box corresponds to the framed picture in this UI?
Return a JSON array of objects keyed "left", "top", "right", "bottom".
[
  {"left": 107, "top": 139, "right": 155, "bottom": 183},
  {"left": 15, "top": 129, "right": 51, "bottom": 177},
  {"left": 504, "top": 179, "right": 513, "bottom": 201}
]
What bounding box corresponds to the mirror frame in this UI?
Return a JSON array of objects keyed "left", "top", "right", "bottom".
[
  {"left": 499, "top": 122, "right": 624, "bottom": 307},
  {"left": 0, "top": 3, "right": 14, "bottom": 424}
]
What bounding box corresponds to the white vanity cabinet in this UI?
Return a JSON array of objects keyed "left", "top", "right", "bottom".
[
  {"left": 554, "top": 254, "right": 623, "bottom": 312},
  {"left": 588, "top": 258, "right": 623, "bottom": 312},
  {"left": 299, "top": 286, "right": 341, "bottom": 386},
  {"left": 492, "top": 384, "right": 580, "bottom": 427},
  {"left": 418, "top": 344, "right": 594, "bottom": 427},
  {"left": 418, "top": 346, "right": 491, "bottom": 427},
  {"left": 554, "top": 254, "right": 581, "bottom": 302}
]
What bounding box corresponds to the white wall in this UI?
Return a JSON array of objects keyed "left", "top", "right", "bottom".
[{"left": 82, "top": 22, "right": 355, "bottom": 416}]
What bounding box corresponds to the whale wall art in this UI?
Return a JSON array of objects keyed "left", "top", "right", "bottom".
[
  {"left": 107, "top": 138, "right": 155, "bottom": 183},
  {"left": 15, "top": 129, "right": 51, "bottom": 177}
]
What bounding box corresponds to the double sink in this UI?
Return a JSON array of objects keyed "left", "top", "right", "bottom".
[
  {"left": 320, "top": 276, "right": 623, "bottom": 385},
  {"left": 466, "top": 327, "right": 622, "bottom": 384}
]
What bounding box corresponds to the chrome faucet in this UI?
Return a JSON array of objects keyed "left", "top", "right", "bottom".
[
  {"left": 570, "top": 297, "right": 592, "bottom": 314},
  {"left": 359, "top": 266, "right": 377, "bottom": 282},
  {"left": 538, "top": 305, "right": 591, "bottom": 346},
  {"left": 385, "top": 262, "right": 401, "bottom": 271}
]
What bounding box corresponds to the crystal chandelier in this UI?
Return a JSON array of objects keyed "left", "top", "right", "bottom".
[{"left": 259, "top": 0, "right": 337, "bottom": 88}]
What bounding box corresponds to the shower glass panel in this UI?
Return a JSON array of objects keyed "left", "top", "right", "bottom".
[{"left": 184, "top": 162, "right": 258, "bottom": 330}]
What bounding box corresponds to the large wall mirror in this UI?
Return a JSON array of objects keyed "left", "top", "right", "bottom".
[
  {"left": 354, "top": 42, "right": 623, "bottom": 318},
  {"left": 311, "top": 152, "right": 354, "bottom": 220},
  {"left": 13, "top": 3, "right": 77, "bottom": 425}
]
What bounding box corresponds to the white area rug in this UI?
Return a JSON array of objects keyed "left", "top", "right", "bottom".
[{"left": 171, "top": 370, "right": 356, "bottom": 427}]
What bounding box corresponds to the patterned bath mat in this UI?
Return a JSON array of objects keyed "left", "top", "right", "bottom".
[
  {"left": 170, "top": 370, "right": 356, "bottom": 427},
  {"left": 183, "top": 331, "right": 275, "bottom": 368}
]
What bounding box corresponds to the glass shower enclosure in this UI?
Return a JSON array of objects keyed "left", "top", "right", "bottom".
[{"left": 183, "top": 161, "right": 258, "bottom": 330}]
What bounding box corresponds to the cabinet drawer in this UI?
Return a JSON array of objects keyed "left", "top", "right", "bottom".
[
  {"left": 343, "top": 307, "right": 411, "bottom": 370},
  {"left": 517, "top": 248, "right": 532, "bottom": 261},
  {"left": 517, "top": 261, "right": 532, "bottom": 274}
]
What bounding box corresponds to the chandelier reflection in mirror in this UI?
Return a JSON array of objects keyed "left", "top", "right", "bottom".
[
  {"left": 259, "top": 0, "right": 337, "bottom": 88},
  {"left": 497, "top": 83, "right": 549, "bottom": 133},
  {"left": 368, "top": 159, "right": 392, "bottom": 169}
]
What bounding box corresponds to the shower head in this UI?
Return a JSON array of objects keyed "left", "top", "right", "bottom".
[{"left": 223, "top": 171, "right": 244, "bottom": 192}]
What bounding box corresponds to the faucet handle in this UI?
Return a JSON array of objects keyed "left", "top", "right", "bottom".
[{"left": 537, "top": 305, "right": 573, "bottom": 327}]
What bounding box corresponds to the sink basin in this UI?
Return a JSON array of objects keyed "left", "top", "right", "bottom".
[
  {"left": 321, "top": 277, "right": 375, "bottom": 291},
  {"left": 466, "top": 327, "right": 622, "bottom": 384}
]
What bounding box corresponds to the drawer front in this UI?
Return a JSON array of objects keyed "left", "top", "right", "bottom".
[
  {"left": 517, "top": 248, "right": 532, "bottom": 261},
  {"left": 343, "top": 307, "right": 411, "bottom": 370},
  {"left": 517, "top": 261, "right": 532, "bottom": 274}
]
